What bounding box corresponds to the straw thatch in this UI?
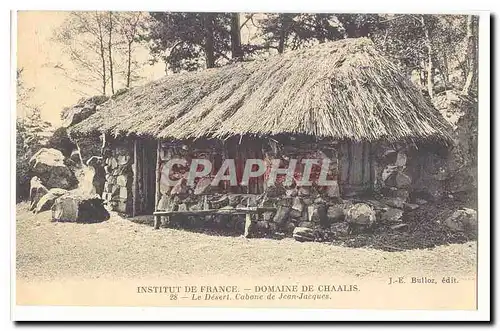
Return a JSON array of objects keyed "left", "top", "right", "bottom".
[{"left": 70, "top": 38, "right": 452, "bottom": 142}]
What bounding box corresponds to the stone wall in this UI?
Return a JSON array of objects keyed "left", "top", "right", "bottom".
[
  {"left": 101, "top": 140, "right": 134, "bottom": 214},
  {"left": 155, "top": 137, "right": 346, "bottom": 237}
]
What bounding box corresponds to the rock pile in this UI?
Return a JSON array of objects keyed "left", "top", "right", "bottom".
[
  {"left": 443, "top": 208, "right": 478, "bottom": 236},
  {"left": 101, "top": 145, "right": 133, "bottom": 214}
]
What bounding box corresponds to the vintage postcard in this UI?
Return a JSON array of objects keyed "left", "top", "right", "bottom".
[{"left": 12, "top": 8, "right": 490, "bottom": 321}]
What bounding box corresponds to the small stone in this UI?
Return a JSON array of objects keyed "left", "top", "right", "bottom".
[
  {"left": 380, "top": 208, "right": 404, "bottom": 223},
  {"left": 119, "top": 186, "right": 128, "bottom": 199},
  {"left": 293, "top": 227, "right": 315, "bottom": 242},
  {"left": 194, "top": 177, "right": 212, "bottom": 195},
  {"left": 256, "top": 221, "right": 270, "bottom": 230},
  {"left": 390, "top": 223, "right": 408, "bottom": 231},
  {"left": 403, "top": 203, "right": 419, "bottom": 211},
  {"left": 327, "top": 206, "right": 345, "bottom": 223},
  {"left": 325, "top": 180, "right": 340, "bottom": 198},
  {"left": 330, "top": 222, "right": 349, "bottom": 236},
  {"left": 292, "top": 197, "right": 304, "bottom": 212},
  {"left": 117, "top": 155, "right": 130, "bottom": 165},
  {"left": 395, "top": 172, "right": 411, "bottom": 189},
  {"left": 298, "top": 186, "right": 311, "bottom": 197},
  {"left": 382, "top": 165, "right": 398, "bottom": 185},
  {"left": 228, "top": 195, "right": 241, "bottom": 207},
  {"left": 395, "top": 152, "right": 407, "bottom": 167},
  {"left": 416, "top": 198, "right": 428, "bottom": 205},
  {"left": 273, "top": 206, "right": 291, "bottom": 225},
  {"left": 299, "top": 221, "right": 314, "bottom": 228},
  {"left": 116, "top": 175, "right": 129, "bottom": 187},
  {"left": 262, "top": 211, "right": 274, "bottom": 222},
  {"left": 383, "top": 197, "right": 405, "bottom": 209}
]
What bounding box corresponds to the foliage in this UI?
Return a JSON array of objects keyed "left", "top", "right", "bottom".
[
  {"left": 16, "top": 69, "right": 52, "bottom": 201},
  {"left": 142, "top": 12, "right": 234, "bottom": 72}
]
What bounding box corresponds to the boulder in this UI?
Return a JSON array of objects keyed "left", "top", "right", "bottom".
[
  {"left": 380, "top": 208, "right": 404, "bottom": 223},
  {"left": 293, "top": 227, "right": 315, "bottom": 242},
  {"left": 346, "top": 203, "right": 376, "bottom": 227},
  {"left": 29, "top": 176, "right": 48, "bottom": 211},
  {"left": 45, "top": 127, "right": 77, "bottom": 158},
  {"left": 62, "top": 101, "right": 96, "bottom": 128},
  {"left": 444, "top": 208, "right": 478, "bottom": 235},
  {"left": 51, "top": 194, "right": 109, "bottom": 223},
  {"left": 35, "top": 188, "right": 68, "bottom": 213},
  {"left": 29, "top": 148, "right": 77, "bottom": 190},
  {"left": 327, "top": 206, "right": 345, "bottom": 223}
]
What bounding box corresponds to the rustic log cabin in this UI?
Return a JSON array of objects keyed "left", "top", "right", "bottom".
[{"left": 69, "top": 38, "right": 452, "bottom": 237}]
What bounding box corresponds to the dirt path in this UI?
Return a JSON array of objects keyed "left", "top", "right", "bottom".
[{"left": 16, "top": 203, "right": 477, "bottom": 282}]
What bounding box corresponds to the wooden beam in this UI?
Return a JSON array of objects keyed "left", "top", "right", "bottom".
[
  {"left": 132, "top": 138, "right": 138, "bottom": 217},
  {"left": 153, "top": 207, "right": 276, "bottom": 217},
  {"left": 153, "top": 140, "right": 162, "bottom": 230}
]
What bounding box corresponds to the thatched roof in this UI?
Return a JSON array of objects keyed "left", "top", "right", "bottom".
[{"left": 70, "top": 38, "right": 452, "bottom": 143}]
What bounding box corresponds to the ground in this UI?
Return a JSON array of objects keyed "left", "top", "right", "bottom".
[{"left": 16, "top": 202, "right": 477, "bottom": 282}]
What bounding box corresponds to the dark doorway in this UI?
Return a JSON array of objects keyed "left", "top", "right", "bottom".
[{"left": 134, "top": 138, "right": 157, "bottom": 215}]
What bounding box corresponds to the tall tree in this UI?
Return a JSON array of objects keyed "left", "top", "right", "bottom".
[
  {"left": 143, "top": 12, "right": 234, "bottom": 72},
  {"left": 55, "top": 11, "right": 145, "bottom": 95},
  {"left": 462, "top": 15, "right": 478, "bottom": 95},
  {"left": 259, "top": 14, "right": 345, "bottom": 53},
  {"left": 230, "top": 13, "right": 243, "bottom": 60},
  {"left": 107, "top": 12, "right": 115, "bottom": 94},
  {"left": 116, "top": 12, "right": 144, "bottom": 88}
]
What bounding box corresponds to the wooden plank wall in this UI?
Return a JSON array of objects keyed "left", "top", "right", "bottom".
[{"left": 339, "top": 141, "right": 374, "bottom": 194}]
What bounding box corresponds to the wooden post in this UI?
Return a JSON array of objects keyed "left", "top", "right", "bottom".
[
  {"left": 153, "top": 140, "right": 162, "bottom": 230},
  {"left": 244, "top": 213, "right": 252, "bottom": 238},
  {"left": 132, "top": 138, "right": 138, "bottom": 217}
]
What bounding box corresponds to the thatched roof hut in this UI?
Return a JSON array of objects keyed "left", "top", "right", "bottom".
[{"left": 70, "top": 38, "right": 451, "bottom": 143}]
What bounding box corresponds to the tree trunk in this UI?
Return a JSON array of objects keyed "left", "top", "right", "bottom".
[
  {"left": 277, "top": 15, "right": 287, "bottom": 54},
  {"left": 230, "top": 13, "right": 242, "bottom": 60},
  {"left": 107, "top": 12, "right": 115, "bottom": 95},
  {"left": 96, "top": 13, "right": 107, "bottom": 96},
  {"left": 203, "top": 13, "right": 215, "bottom": 68},
  {"left": 421, "top": 16, "right": 434, "bottom": 98},
  {"left": 462, "top": 15, "right": 478, "bottom": 95},
  {"left": 126, "top": 40, "right": 132, "bottom": 87}
]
